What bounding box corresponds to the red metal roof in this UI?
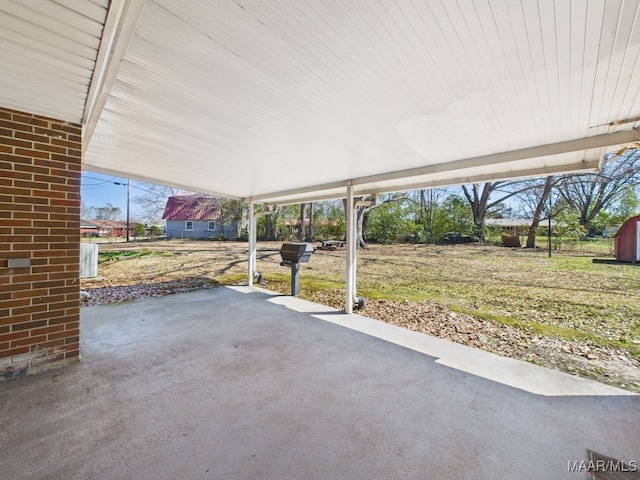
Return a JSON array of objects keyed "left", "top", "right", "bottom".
[{"left": 162, "top": 195, "right": 222, "bottom": 221}]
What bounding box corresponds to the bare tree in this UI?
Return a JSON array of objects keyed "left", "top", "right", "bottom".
[
  {"left": 522, "top": 176, "right": 554, "bottom": 248},
  {"left": 461, "top": 182, "right": 531, "bottom": 241},
  {"left": 405, "top": 189, "right": 448, "bottom": 242},
  {"left": 556, "top": 148, "right": 640, "bottom": 233},
  {"left": 90, "top": 203, "right": 122, "bottom": 221},
  {"left": 81, "top": 201, "right": 93, "bottom": 220},
  {"left": 134, "top": 184, "right": 183, "bottom": 225}
]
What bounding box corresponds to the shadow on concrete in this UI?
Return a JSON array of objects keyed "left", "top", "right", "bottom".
[{"left": 1, "top": 286, "right": 638, "bottom": 480}]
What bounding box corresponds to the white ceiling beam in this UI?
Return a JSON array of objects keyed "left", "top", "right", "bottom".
[
  {"left": 246, "top": 180, "right": 347, "bottom": 204},
  {"left": 247, "top": 129, "right": 639, "bottom": 204},
  {"left": 259, "top": 191, "right": 348, "bottom": 206},
  {"left": 82, "top": 0, "right": 146, "bottom": 155},
  {"left": 256, "top": 158, "right": 601, "bottom": 206},
  {"left": 355, "top": 159, "right": 602, "bottom": 198}
]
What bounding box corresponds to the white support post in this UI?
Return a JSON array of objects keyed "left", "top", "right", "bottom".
[
  {"left": 248, "top": 202, "right": 256, "bottom": 286},
  {"left": 345, "top": 182, "right": 355, "bottom": 314}
]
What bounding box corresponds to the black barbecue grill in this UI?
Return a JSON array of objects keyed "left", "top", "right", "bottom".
[{"left": 279, "top": 243, "right": 314, "bottom": 296}]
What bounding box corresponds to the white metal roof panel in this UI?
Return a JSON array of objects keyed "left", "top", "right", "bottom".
[
  {"left": 82, "top": 0, "right": 640, "bottom": 203},
  {"left": 0, "top": 0, "right": 108, "bottom": 122},
  {"left": 2, "top": 1, "right": 640, "bottom": 203}
]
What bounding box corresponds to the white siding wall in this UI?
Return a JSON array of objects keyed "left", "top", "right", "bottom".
[{"left": 165, "top": 220, "right": 238, "bottom": 239}]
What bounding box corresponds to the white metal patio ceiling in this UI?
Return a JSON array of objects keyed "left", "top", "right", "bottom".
[{"left": 2, "top": 0, "right": 640, "bottom": 204}]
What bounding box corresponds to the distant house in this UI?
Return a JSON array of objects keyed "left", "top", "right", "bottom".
[
  {"left": 80, "top": 219, "right": 100, "bottom": 237},
  {"left": 163, "top": 194, "right": 238, "bottom": 239},
  {"left": 614, "top": 214, "right": 640, "bottom": 263},
  {"left": 80, "top": 219, "right": 134, "bottom": 238},
  {"left": 485, "top": 218, "right": 534, "bottom": 237}
]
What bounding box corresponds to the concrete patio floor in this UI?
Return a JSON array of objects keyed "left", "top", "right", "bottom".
[{"left": 1, "top": 286, "right": 638, "bottom": 480}]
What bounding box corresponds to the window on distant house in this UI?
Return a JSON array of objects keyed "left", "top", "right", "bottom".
[
  {"left": 208, "top": 221, "right": 215, "bottom": 231},
  {"left": 185, "top": 221, "right": 193, "bottom": 231}
]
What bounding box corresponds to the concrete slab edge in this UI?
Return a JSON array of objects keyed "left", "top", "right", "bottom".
[{"left": 229, "top": 286, "right": 635, "bottom": 397}]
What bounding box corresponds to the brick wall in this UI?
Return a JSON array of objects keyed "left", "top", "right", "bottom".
[{"left": 0, "top": 107, "right": 81, "bottom": 380}]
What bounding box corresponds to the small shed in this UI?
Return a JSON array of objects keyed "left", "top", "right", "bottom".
[{"left": 614, "top": 214, "right": 640, "bottom": 263}]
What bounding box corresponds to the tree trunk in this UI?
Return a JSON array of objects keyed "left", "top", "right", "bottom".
[
  {"left": 468, "top": 196, "right": 487, "bottom": 242},
  {"left": 462, "top": 184, "right": 490, "bottom": 242},
  {"left": 343, "top": 198, "right": 368, "bottom": 249},
  {"left": 265, "top": 214, "right": 273, "bottom": 241},
  {"left": 356, "top": 205, "right": 367, "bottom": 249},
  {"left": 526, "top": 176, "right": 553, "bottom": 248},
  {"left": 463, "top": 181, "right": 538, "bottom": 242},
  {"left": 307, "top": 203, "right": 314, "bottom": 242},
  {"left": 265, "top": 206, "right": 277, "bottom": 241},
  {"left": 472, "top": 212, "right": 486, "bottom": 240},
  {"left": 299, "top": 203, "right": 305, "bottom": 241}
]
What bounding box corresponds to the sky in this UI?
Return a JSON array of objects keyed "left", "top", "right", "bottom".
[
  {"left": 81, "top": 171, "right": 173, "bottom": 221},
  {"left": 81, "top": 171, "right": 130, "bottom": 213}
]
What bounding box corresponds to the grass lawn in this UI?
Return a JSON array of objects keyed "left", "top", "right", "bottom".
[
  {"left": 270, "top": 244, "right": 639, "bottom": 354},
  {"left": 86, "top": 239, "right": 640, "bottom": 391}
]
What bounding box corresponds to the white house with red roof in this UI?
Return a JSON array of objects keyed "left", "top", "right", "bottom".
[{"left": 162, "top": 194, "right": 238, "bottom": 240}]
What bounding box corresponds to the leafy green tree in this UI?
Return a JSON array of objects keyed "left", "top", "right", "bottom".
[
  {"left": 277, "top": 204, "right": 303, "bottom": 241},
  {"left": 365, "top": 200, "right": 419, "bottom": 244},
  {"left": 252, "top": 204, "right": 276, "bottom": 241},
  {"left": 252, "top": 204, "right": 301, "bottom": 241},
  {"left": 220, "top": 199, "right": 244, "bottom": 238},
  {"left": 405, "top": 190, "right": 478, "bottom": 243},
  {"left": 133, "top": 223, "right": 146, "bottom": 238},
  {"left": 150, "top": 225, "right": 163, "bottom": 236},
  {"left": 407, "top": 189, "right": 448, "bottom": 243},
  {"left": 313, "top": 201, "right": 345, "bottom": 240},
  {"left": 552, "top": 208, "right": 587, "bottom": 249},
  {"left": 610, "top": 185, "right": 639, "bottom": 224},
  {"left": 587, "top": 186, "right": 639, "bottom": 236},
  {"left": 431, "top": 194, "right": 474, "bottom": 240}
]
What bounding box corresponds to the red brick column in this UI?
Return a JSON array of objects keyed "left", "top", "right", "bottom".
[{"left": 0, "top": 107, "right": 81, "bottom": 380}]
